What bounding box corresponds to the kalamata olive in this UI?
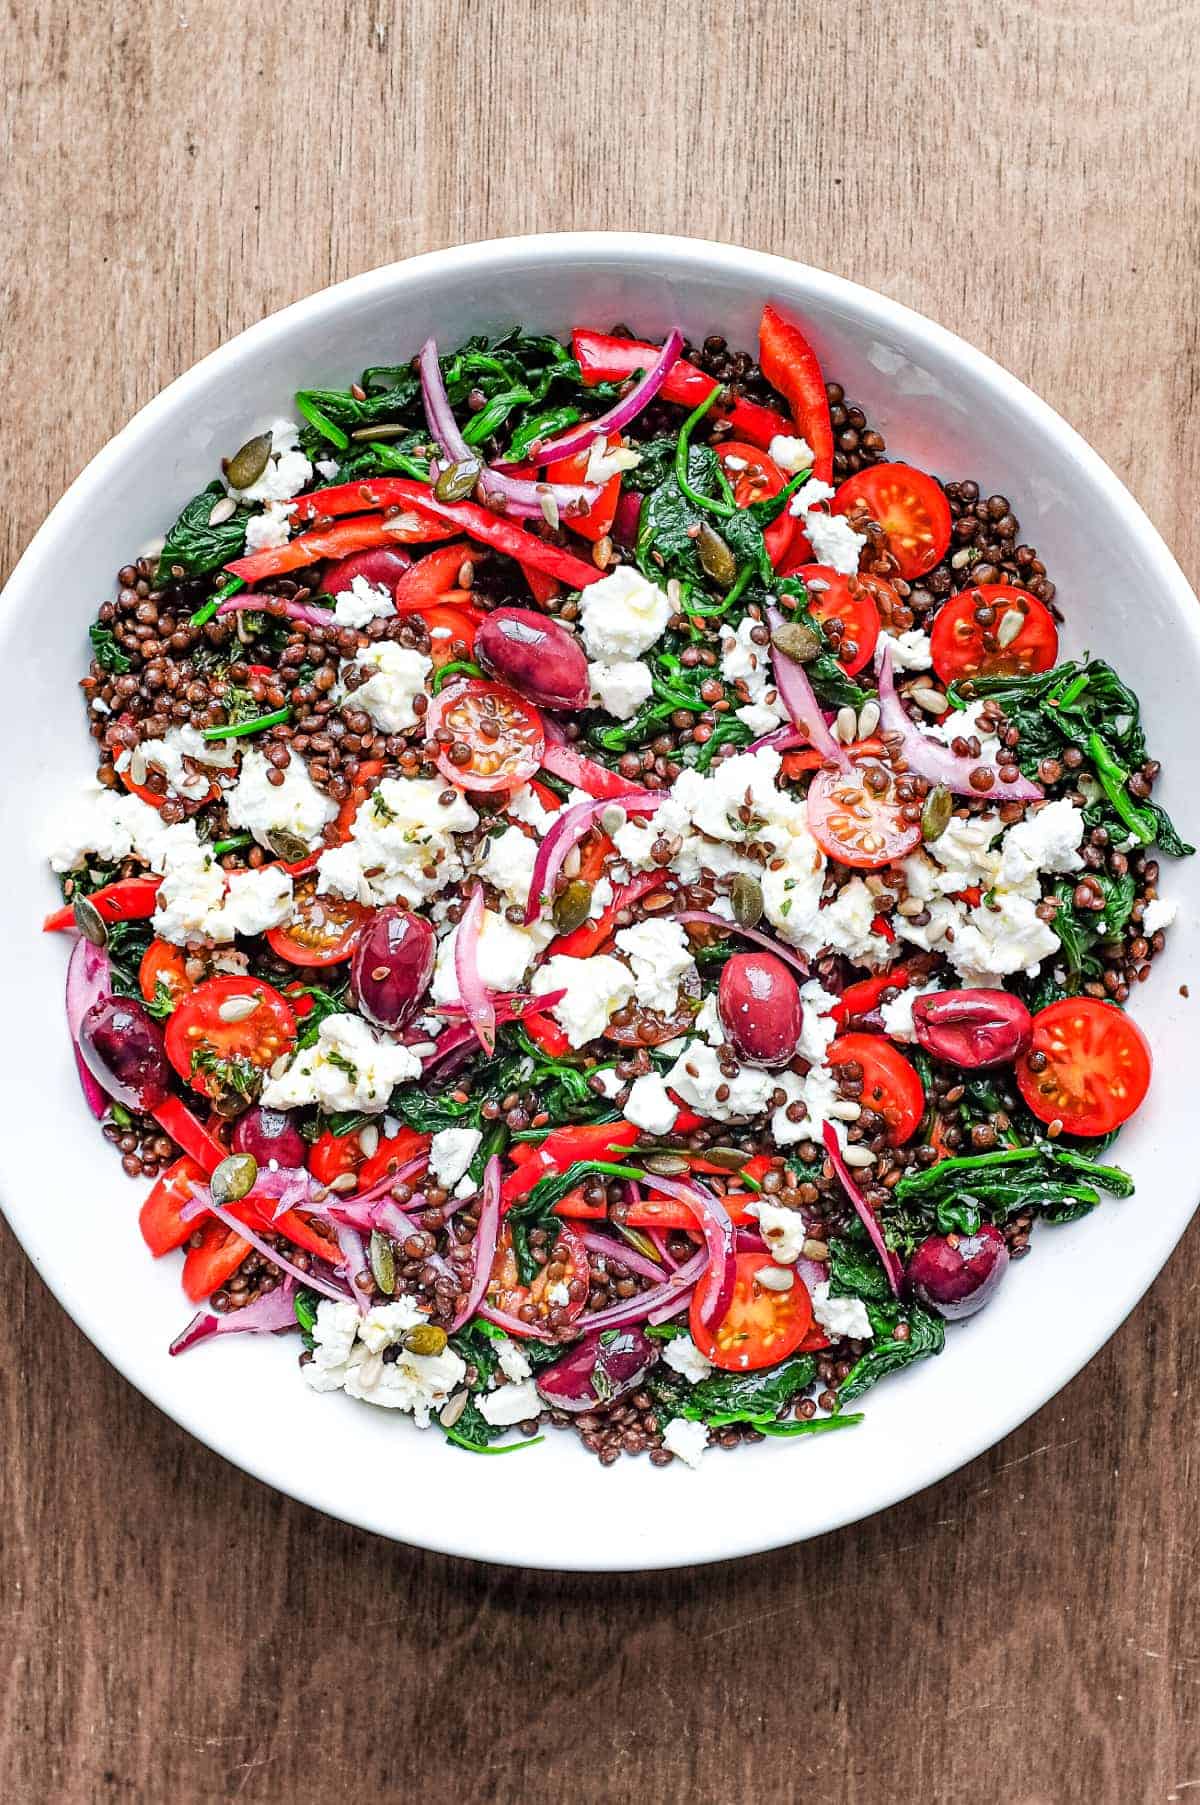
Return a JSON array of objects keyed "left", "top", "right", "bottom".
[
  {"left": 350, "top": 907, "right": 436, "bottom": 1030},
  {"left": 905, "top": 1223, "right": 1009, "bottom": 1320},
  {"left": 77, "top": 996, "right": 171, "bottom": 1112},
  {"left": 717, "top": 951, "right": 803, "bottom": 1068},
  {"left": 911, "top": 988, "right": 1033, "bottom": 1069},
  {"left": 321, "top": 547, "right": 412, "bottom": 597},
  {"left": 474, "top": 608, "right": 590, "bottom": 711},
  {"left": 534, "top": 1327, "right": 653, "bottom": 1413},
  {"left": 232, "top": 1105, "right": 307, "bottom": 1169}
]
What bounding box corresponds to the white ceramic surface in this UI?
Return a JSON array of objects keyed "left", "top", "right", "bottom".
[{"left": 1, "top": 233, "right": 1195, "bottom": 1572}]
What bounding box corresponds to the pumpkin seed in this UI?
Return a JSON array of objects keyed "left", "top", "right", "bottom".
[
  {"left": 224, "top": 432, "right": 272, "bottom": 491},
  {"left": 368, "top": 1229, "right": 396, "bottom": 1296},
  {"left": 552, "top": 878, "right": 593, "bottom": 935},
  {"left": 920, "top": 784, "right": 953, "bottom": 843},
  {"left": 696, "top": 522, "right": 737, "bottom": 588},
  {"left": 730, "top": 872, "right": 764, "bottom": 928},
  {"left": 404, "top": 1322, "right": 448, "bottom": 1357},
  {"left": 211, "top": 1153, "right": 258, "bottom": 1205},
  {"left": 643, "top": 1152, "right": 690, "bottom": 1177},
  {"left": 349, "top": 422, "right": 409, "bottom": 442},
  {"left": 701, "top": 1145, "right": 752, "bottom": 1171},
  {"left": 434, "top": 457, "right": 482, "bottom": 503},
  {"left": 267, "top": 828, "right": 311, "bottom": 864},
  {"left": 770, "top": 619, "right": 821, "bottom": 663},
  {"left": 72, "top": 894, "right": 109, "bottom": 947}
]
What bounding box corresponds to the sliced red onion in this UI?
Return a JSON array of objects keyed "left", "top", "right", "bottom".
[
  {"left": 476, "top": 1301, "right": 544, "bottom": 1340},
  {"left": 216, "top": 595, "right": 336, "bottom": 629},
  {"left": 526, "top": 329, "right": 685, "bottom": 465},
  {"left": 821, "top": 1121, "right": 903, "bottom": 1296},
  {"left": 735, "top": 1227, "right": 769, "bottom": 1254},
  {"left": 539, "top": 738, "right": 658, "bottom": 802},
  {"left": 766, "top": 605, "right": 850, "bottom": 769},
  {"left": 169, "top": 1279, "right": 298, "bottom": 1356},
  {"left": 675, "top": 910, "right": 810, "bottom": 980},
  {"left": 332, "top": 1221, "right": 369, "bottom": 1317},
  {"left": 793, "top": 1253, "right": 830, "bottom": 1293},
  {"left": 745, "top": 726, "right": 811, "bottom": 754},
  {"left": 572, "top": 1248, "right": 708, "bottom": 1334},
  {"left": 65, "top": 935, "right": 111, "bottom": 1119},
  {"left": 455, "top": 882, "right": 496, "bottom": 1056},
  {"left": 579, "top": 1230, "right": 667, "bottom": 1285},
  {"left": 524, "top": 791, "right": 661, "bottom": 924},
  {"left": 643, "top": 1227, "right": 679, "bottom": 1272},
  {"left": 638, "top": 1174, "right": 736, "bottom": 1327},
  {"left": 418, "top": 338, "right": 601, "bottom": 517},
  {"left": 430, "top": 988, "right": 566, "bottom": 1021},
  {"left": 875, "top": 644, "right": 1042, "bottom": 802},
  {"left": 421, "top": 1021, "right": 478, "bottom": 1072},
  {"left": 451, "top": 1154, "right": 501, "bottom": 1331},
  {"left": 191, "top": 1191, "right": 351, "bottom": 1303},
  {"left": 371, "top": 1198, "right": 426, "bottom": 1240}
]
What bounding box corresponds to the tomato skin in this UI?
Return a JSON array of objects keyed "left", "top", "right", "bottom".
[
  {"left": 164, "top": 975, "right": 298, "bottom": 1101},
  {"left": 357, "top": 1128, "right": 432, "bottom": 1190},
  {"left": 420, "top": 598, "right": 486, "bottom": 669},
  {"left": 690, "top": 1250, "right": 815, "bottom": 1372},
  {"left": 806, "top": 762, "right": 923, "bottom": 869},
  {"left": 265, "top": 874, "right": 370, "bottom": 968},
  {"left": 488, "top": 1221, "right": 589, "bottom": 1326},
  {"left": 1015, "top": 998, "right": 1151, "bottom": 1136},
  {"left": 425, "top": 678, "right": 545, "bottom": 793},
  {"left": 139, "top": 1155, "right": 208, "bottom": 1256},
  {"left": 139, "top": 940, "right": 194, "bottom": 1010},
  {"left": 715, "top": 440, "right": 795, "bottom": 568},
  {"left": 833, "top": 967, "right": 913, "bottom": 1026},
  {"left": 832, "top": 464, "right": 951, "bottom": 580},
  {"left": 392, "top": 543, "right": 487, "bottom": 612},
  {"left": 929, "top": 584, "right": 1058, "bottom": 684},
  {"left": 309, "top": 1129, "right": 363, "bottom": 1187},
  {"left": 791, "top": 563, "right": 883, "bottom": 676},
  {"left": 827, "top": 1034, "right": 925, "bottom": 1145},
  {"left": 546, "top": 433, "right": 622, "bottom": 543}
]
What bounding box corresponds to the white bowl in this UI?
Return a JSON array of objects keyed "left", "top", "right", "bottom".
[{"left": 2, "top": 232, "right": 1195, "bottom": 1572}]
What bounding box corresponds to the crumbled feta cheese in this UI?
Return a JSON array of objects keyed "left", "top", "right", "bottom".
[
  {"left": 1143, "top": 896, "right": 1177, "bottom": 935},
  {"left": 429, "top": 1126, "right": 482, "bottom": 1191},
  {"left": 588, "top": 658, "right": 653, "bottom": 720},
  {"left": 531, "top": 954, "right": 635, "bottom": 1048},
  {"left": 151, "top": 847, "right": 228, "bottom": 945},
  {"left": 769, "top": 1062, "right": 844, "bottom": 1147},
  {"left": 812, "top": 876, "right": 891, "bottom": 964},
  {"left": 995, "top": 799, "right": 1085, "bottom": 893},
  {"left": 263, "top": 1012, "right": 420, "bottom": 1114},
  {"left": 478, "top": 1380, "right": 541, "bottom": 1426},
  {"left": 589, "top": 875, "right": 614, "bottom": 918},
  {"left": 751, "top": 1196, "right": 807, "bottom": 1263},
  {"left": 877, "top": 627, "right": 933, "bottom": 672},
  {"left": 585, "top": 436, "right": 641, "bottom": 483},
  {"left": 315, "top": 458, "right": 340, "bottom": 481},
  {"left": 804, "top": 509, "right": 867, "bottom": 575},
  {"left": 243, "top": 501, "right": 295, "bottom": 552},
  {"left": 332, "top": 575, "right": 395, "bottom": 629},
  {"left": 662, "top": 1416, "right": 709, "bottom": 1469},
  {"left": 226, "top": 420, "right": 313, "bottom": 503},
  {"left": 926, "top": 814, "right": 1003, "bottom": 893},
  {"left": 947, "top": 891, "right": 1060, "bottom": 982},
  {"left": 227, "top": 747, "right": 337, "bottom": 852},
  {"left": 341, "top": 640, "right": 431, "bottom": 733},
  {"left": 879, "top": 982, "right": 939, "bottom": 1042},
  {"left": 506, "top": 784, "right": 558, "bottom": 836},
  {"left": 48, "top": 784, "right": 198, "bottom": 874},
  {"left": 306, "top": 1295, "right": 468, "bottom": 1422},
  {"left": 797, "top": 980, "right": 840, "bottom": 1064},
  {"left": 787, "top": 477, "right": 836, "bottom": 516},
  {"left": 615, "top": 917, "right": 696, "bottom": 1014},
  {"left": 206, "top": 864, "right": 295, "bottom": 942},
  {"left": 811, "top": 1281, "right": 873, "bottom": 1341},
  {"left": 694, "top": 992, "right": 725, "bottom": 1046},
  {"left": 317, "top": 777, "right": 478, "bottom": 908},
  {"left": 662, "top": 1333, "right": 714, "bottom": 1383},
  {"left": 478, "top": 825, "right": 538, "bottom": 908},
  {"left": 432, "top": 910, "right": 546, "bottom": 1001},
  {"left": 359, "top": 1298, "right": 427, "bottom": 1354},
  {"left": 768, "top": 433, "right": 815, "bottom": 475},
  {"left": 664, "top": 1039, "right": 776, "bottom": 1122},
  {"left": 624, "top": 1072, "right": 680, "bottom": 1136},
  {"left": 133, "top": 724, "right": 234, "bottom": 802},
  {"left": 578, "top": 564, "right": 671, "bottom": 659},
  {"left": 592, "top": 1067, "right": 625, "bottom": 1100},
  {"left": 496, "top": 1339, "right": 532, "bottom": 1383}
]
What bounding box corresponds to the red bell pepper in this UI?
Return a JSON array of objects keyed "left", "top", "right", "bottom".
[
  {"left": 833, "top": 968, "right": 912, "bottom": 1025},
  {"left": 522, "top": 564, "right": 561, "bottom": 605},
  {"left": 540, "top": 739, "right": 646, "bottom": 801},
  {"left": 545, "top": 434, "right": 622, "bottom": 544},
  {"left": 572, "top": 330, "right": 791, "bottom": 451},
  {"left": 757, "top": 305, "right": 835, "bottom": 484},
  {"left": 501, "top": 1119, "right": 642, "bottom": 1210},
  {"left": 226, "top": 516, "right": 406, "bottom": 585},
  {"left": 151, "top": 1095, "right": 227, "bottom": 1175},
  {"left": 287, "top": 478, "right": 459, "bottom": 531},
  {"left": 781, "top": 737, "right": 884, "bottom": 781},
  {"left": 377, "top": 482, "right": 603, "bottom": 590},
  {"left": 391, "top": 542, "right": 486, "bottom": 612},
  {"left": 520, "top": 1013, "right": 572, "bottom": 1059},
  {"left": 549, "top": 870, "right": 667, "bottom": 959},
  {"left": 43, "top": 876, "right": 161, "bottom": 933},
  {"left": 182, "top": 1212, "right": 251, "bottom": 1302},
  {"left": 139, "top": 1155, "right": 209, "bottom": 1256}
]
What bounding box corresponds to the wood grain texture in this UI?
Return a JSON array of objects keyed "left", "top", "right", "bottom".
[{"left": 2, "top": 1, "right": 1199, "bottom": 1799}]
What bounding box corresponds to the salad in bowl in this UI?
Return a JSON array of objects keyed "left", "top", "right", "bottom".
[{"left": 45, "top": 302, "right": 1189, "bottom": 1472}]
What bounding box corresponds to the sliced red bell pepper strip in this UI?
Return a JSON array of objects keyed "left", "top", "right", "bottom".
[
  {"left": 151, "top": 1095, "right": 227, "bottom": 1176},
  {"left": 139, "top": 1155, "right": 210, "bottom": 1257},
  {"left": 525, "top": 778, "right": 564, "bottom": 815},
  {"left": 287, "top": 478, "right": 458, "bottom": 531},
  {"left": 372, "top": 482, "right": 603, "bottom": 589},
  {"left": 571, "top": 330, "right": 791, "bottom": 450},
  {"left": 833, "top": 967, "right": 912, "bottom": 1025},
  {"left": 520, "top": 1012, "right": 572, "bottom": 1059},
  {"left": 780, "top": 737, "right": 884, "bottom": 781},
  {"left": 546, "top": 434, "right": 621, "bottom": 544},
  {"left": 522, "top": 564, "right": 561, "bottom": 605},
  {"left": 549, "top": 870, "right": 667, "bottom": 959},
  {"left": 391, "top": 542, "right": 487, "bottom": 612},
  {"left": 539, "top": 739, "right": 646, "bottom": 801},
  {"left": 43, "top": 876, "right": 161, "bottom": 933},
  {"left": 227, "top": 515, "right": 408, "bottom": 585},
  {"left": 500, "top": 1119, "right": 642, "bottom": 1209},
  {"left": 757, "top": 305, "right": 835, "bottom": 484},
  {"left": 182, "top": 1213, "right": 251, "bottom": 1302}
]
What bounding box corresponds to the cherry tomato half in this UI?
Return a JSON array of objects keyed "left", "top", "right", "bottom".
[
  {"left": 165, "top": 975, "right": 297, "bottom": 1104},
  {"left": 792, "top": 563, "right": 884, "bottom": 676},
  {"left": 425, "top": 678, "right": 545, "bottom": 793},
  {"left": 929, "top": 583, "right": 1059, "bottom": 685},
  {"left": 309, "top": 1127, "right": 363, "bottom": 1187},
  {"left": 139, "top": 939, "right": 194, "bottom": 1011},
  {"left": 1015, "top": 997, "right": 1151, "bottom": 1137},
  {"left": 832, "top": 463, "right": 952, "bottom": 580},
  {"left": 421, "top": 598, "right": 486, "bottom": 670},
  {"left": 690, "top": 1251, "right": 815, "bottom": 1372},
  {"left": 806, "top": 761, "right": 922, "bottom": 868},
  {"left": 715, "top": 440, "right": 795, "bottom": 568},
  {"left": 488, "top": 1221, "right": 589, "bottom": 1327},
  {"left": 827, "top": 1034, "right": 925, "bottom": 1145},
  {"left": 182, "top": 1216, "right": 251, "bottom": 1303},
  {"left": 357, "top": 1127, "right": 432, "bottom": 1190},
  {"left": 265, "top": 874, "right": 370, "bottom": 967}
]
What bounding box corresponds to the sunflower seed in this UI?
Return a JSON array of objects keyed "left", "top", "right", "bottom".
[
  {"left": 599, "top": 804, "right": 628, "bottom": 837},
  {"left": 857, "top": 700, "right": 881, "bottom": 739},
  {"left": 996, "top": 608, "right": 1025, "bottom": 648},
  {"left": 207, "top": 495, "right": 238, "bottom": 528},
  {"left": 756, "top": 1265, "right": 795, "bottom": 1292},
  {"left": 896, "top": 895, "right": 927, "bottom": 918},
  {"left": 537, "top": 486, "right": 560, "bottom": 531},
  {"left": 801, "top": 1238, "right": 830, "bottom": 1261},
  {"left": 910, "top": 686, "right": 949, "bottom": 714},
  {"left": 440, "top": 1389, "right": 470, "bottom": 1428},
  {"left": 841, "top": 1145, "right": 876, "bottom": 1168},
  {"left": 828, "top": 1098, "right": 862, "bottom": 1122},
  {"left": 217, "top": 994, "right": 259, "bottom": 1023},
  {"left": 328, "top": 1172, "right": 358, "bottom": 1194},
  {"left": 270, "top": 1053, "right": 291, "bottom": 1080},
  {"left": 358, "top": 1124, "right": 380, "bottom": 1158},
  {"left": 835, "top": 706, "right": 857, "bottom": 743}
]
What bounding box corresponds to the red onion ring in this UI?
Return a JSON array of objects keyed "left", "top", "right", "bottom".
[
  {"left": 524, "top": 329, "right": 685, "bottom": 465},
  {"left": 674, "top": 909, "right": 810, "bottom": 980},
  {"left": 191, "top": 1193, "right": 351, "bottom": 1303},
  {"left": 65, "top": 935, "right": 111, "bottom": 1119},
  {"left": 451, "top": 1155, "right": 502, "bottom": 1331},
  {"left": 524, "top": 791, "right": 661, "bottom": 924},
  {"left": 634, "top": 1174, "right": 736, "bottom": 1327},
  {"left": 476, "top": 1301, "right": 545, "bottom": 1339},
  {"left": 570, "top": 1248, "right": 708, "bottom": 1334},
  {"left": 430, "top": 988, "right": 566, "bottom": 1022},
  {"left": 766, "top": 605, "right": 850, "bottom": 770},
  {"left": 875, "top": 643, "right": 1042, "bottom": 802},
  {"left": 216, "top": 595, "right": 337, "bottom": 629},
  {"left": 454, "top": 882, "right": 496, "bottom": 1056},
  {"left": 821, "top": 1122, "right": 902, "bottom": 1295},
  {"left": 579, "top": 1230, "right": 667, "bottom": 1285},
  {"left": 331, "top": 1221, "right": 369, "bottom": 1317},
  {"left": 169, "top": 1278, "right": 297, "bottom": 1356}
]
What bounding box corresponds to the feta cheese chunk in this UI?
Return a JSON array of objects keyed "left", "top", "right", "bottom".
[
  {"left": 751, "top": 1197, "right": 808, "bottom": 1264},
  {"left": 262, "top": 1012, "right": 420, "bottom": 1114},
  {"left": 768, "top": 433, "right": 815, "bottom": 475},
  {"left": 585, "top": 437, "right": 641, "bottom": 484},
  {"left": 478, "top": 1380, "right": 542, "bottom": 1427},
  {"left": 876, "top": 627, "right": 933, "bottom": 672},
  {"left": 131, "top": 724, "right": 235, "bottom": 802},
  {"left": 995, "top": 799, "right": 1085, "bottom": 893},
  {"left": 811, "top": 1281, "right": 874, "bottom": 1341},
  {"left": 198, "top": 863, "right": 294, "bottom": 944},
  {"left": 662, "top": 1333, "right": 714, "bottom": 1383},
  {"left": 804, "top": 509, "right": 867, "bottom": 575},
  {"left": 432, "top": 910, "right": 545, "bottom": 1001},
  {"left": 478, "top": 826, "right": 538, "bottom": 909},
  {"left": 578, "top": 564, "right": 672, "bottom": 660},
  {"left": 531, "top": 953, "right": 635, "bottom": 1048},
  {"left": 317, "top": 777, "right": 478, "bottom": 908},
  {"left": 341, "top": 640, "right": 432, "bottom": 733},
  {"left": 496, "top": 1339, "right": 533, "bottom": 1383},
  {"left": 243, "top": 501, "right": 295, "bottom": 552},
  {"left": 1143, "top": 896, "right": 1177, "bottom": 935},
  {"left": 225, "top": 419, "right": 313, "bottom": 503},
  {"left": 303, "top": 1297, "right": 467, "bottom": 1423},
  {"left": 662, "top": 1416, "right": 709, "bottom": 1469},
  {"left": 788, "top": 477, "right": 836, "bottom": 515},
  {"left": 614, "top": 917, "right": 696, "bottom": 1014},
  {"left": 227, "top": 747, "right": 337, "bottom": 852},
  {"left": 947, "top": 891, "right": 1060, "bottom": 981},
  {"left": 429, "top": 1126, "right": 482, "bottom": 1191},
  {"left": 664, "top": 1039, "right": 776, "bottom": 1122},
  {"left": 332, "top": 576, "right": 395, "bottom": 629},
  {"left": 588, "top": 657, "right": 654, "bottom": 720},
  {"left": 624, "top": 1072, "right": 680, "bottom": 1136}
]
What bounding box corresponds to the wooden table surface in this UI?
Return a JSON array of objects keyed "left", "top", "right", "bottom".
[{"left": 4, "top": 2, "right": 1199, "bottom": 1799}]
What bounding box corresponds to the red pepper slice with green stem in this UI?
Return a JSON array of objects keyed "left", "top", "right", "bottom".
[
  {"left": 43, "top": 876, "right": 161, "bottom": 933},
  {"left": 757, "top": 305, "right": 835, "bottom": 484},
  {"left": 571, "top": 330, "right": 791, "bottom": 450}
]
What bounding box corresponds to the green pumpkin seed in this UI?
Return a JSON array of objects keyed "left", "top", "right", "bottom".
[
  {"left": 211, "top": 1153, "right": 258, "bottom": 1205},
  {"left": 696, "top": 522, "right": 737, "bottom": 588},
  {"left": 920, "top": 784, "right": 953, "bottom": 843},
  {"left": 643, "top": 1152, "right": 690, "bottom": 1177},
  {"left": 267, "top": 827, "right": 312, "bottom": 864},
  {"left": 433, "top": 457, "right": 483, "bottom": 503},
  {"left": 73, "top": 894, "right": 109, "bottom": 948},
  {"left": 349, "top": 422, "right": 409, "bottom": 442},
  {"left": 404, "top": 1322, "right": 449, "bottom": 1357},
  {"left": 730, "top": 873, "right": 764, "bottom": 928},
  {"left": 224, "top": 433, "right": 272, "bottom": 491},
  {"left": 701, "top": 1145, "right": 753, "bottom": 1171},
  {"left": 552, "top": 878, "right": 593, "bottom": 935},
  {"left": 770, "top": 619, "right": 821, "bottom": 663},
  {"left": 368, "top": 1229, "right": 396, "bottom": 1297}
]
